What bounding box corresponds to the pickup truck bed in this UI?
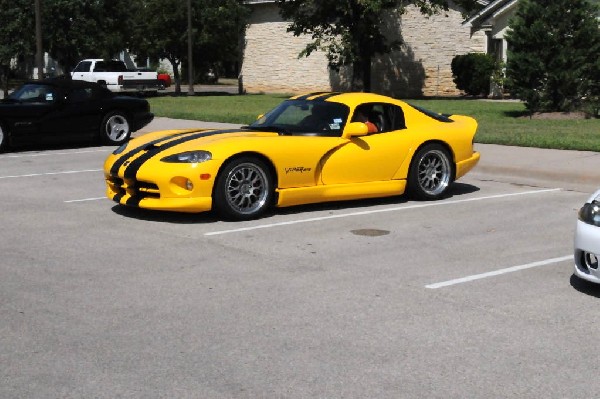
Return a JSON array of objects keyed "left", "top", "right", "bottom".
[{"left": 71, "top": 59, "right": 159, "bottom": 94}]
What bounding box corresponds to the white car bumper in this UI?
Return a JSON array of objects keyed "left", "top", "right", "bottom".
[
  {"left": 574, "top": 220, "right": 600, "bottom": 283},
  {"left": 574, "top": 189, "right": 600, "bottom": 283}
]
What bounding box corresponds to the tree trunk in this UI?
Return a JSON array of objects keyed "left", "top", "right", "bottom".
[
  {"left": 362, "top": 55, "right": 372, "bottom": 93},
  {"left": 351, "top": 54, "right": 372, "bottom": 92},
  {"left": 1, "top": 65, "right": 8, "bottom": 98},
  {"left": 351, "top": 62, "right": 362, "bottom": 91},
  {"left": 170, "top": 59, "right": 181, "bottom": 95}
]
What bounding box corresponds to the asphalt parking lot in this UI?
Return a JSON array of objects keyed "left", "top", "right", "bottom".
[{"left": 2, "top": 130, "right": 600, "bottom": 398}]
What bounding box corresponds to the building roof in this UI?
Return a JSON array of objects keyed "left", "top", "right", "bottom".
[{"left": 465, "top": 0, "right": 519, "bottom": 28}]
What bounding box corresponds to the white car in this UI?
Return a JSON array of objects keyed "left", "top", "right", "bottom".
[{"left": 574, "top": 188, "right": 600, "bottom": 283}]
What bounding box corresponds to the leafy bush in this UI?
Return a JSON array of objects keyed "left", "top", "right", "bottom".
[
  {"left": 451, "top": 53, "right": 496, "bottom": 96},
  {"left": 505, "top": 0, "right": 600, "bottom": 114}
]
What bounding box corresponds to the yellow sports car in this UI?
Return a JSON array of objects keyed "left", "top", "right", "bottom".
[{"left": 104, "top": 92, "right": 480, "bottom": 220}]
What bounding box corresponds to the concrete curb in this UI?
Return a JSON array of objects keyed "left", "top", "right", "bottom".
[{"left": 474, "top": 143, "right": 600, "bottom": 192}]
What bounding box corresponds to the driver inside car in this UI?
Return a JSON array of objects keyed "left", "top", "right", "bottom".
[{"left": 352, "top": 108, "right": 379, "bottom": 133}]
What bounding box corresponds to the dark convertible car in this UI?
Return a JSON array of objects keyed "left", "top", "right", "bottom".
[{"left": 0, "top": 77, "right": 153, "bottom": 152}]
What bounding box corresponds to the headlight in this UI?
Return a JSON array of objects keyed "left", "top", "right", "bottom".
[
  {"left": 113, "top": 143, "right": 128, "bottom": 155},
  {"left": 579, "top": 201, "right": 600, "bottom": 227},
  {"left": 161, "top": 150, "right": 212, "bottom": 163}
]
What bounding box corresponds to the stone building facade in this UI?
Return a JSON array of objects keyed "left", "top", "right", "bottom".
[{"left": 242, "top": 0, "right": 488, "bottom": 97}]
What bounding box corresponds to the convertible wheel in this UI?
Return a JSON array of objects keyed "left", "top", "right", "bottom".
[
  {"left": 407, "top": 144, "right": 453, "bottom": 200},
  {"left": 0, "top": 123, "right": 7, "bottom": 152},
  {"left": 101, "top": 111, "right": 131, "bottom": 145},
  {"left": 214, "top": 157, "right": 273, "bottom": 220}
]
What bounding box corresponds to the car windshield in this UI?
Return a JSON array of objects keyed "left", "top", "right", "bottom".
[
  {"left": 8, "top": 84, "right": 57, "bottom": 103},
  {"left": 95, "top": 61, "right": 128, "bottom": 72},
  {"left": 248, "top": 100, "right": 350, "bottom": 136}
]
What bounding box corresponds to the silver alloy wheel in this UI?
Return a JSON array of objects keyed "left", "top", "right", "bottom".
[
  {"left": 0, "top": 125, "right": 4, "bottom": 148},
  {"left": 224, "top": 162, "right": 270, "bottom": 215},
  {"left": 417, "top": 149, "right": 452, "bottom": 196},
  {"left": 105, "top": 114, "right": 130, "bottom": 142}
]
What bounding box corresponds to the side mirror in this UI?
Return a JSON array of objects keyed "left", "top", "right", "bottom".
[{"left": 344, "top": 122, "right": 369, "bottom": 137}]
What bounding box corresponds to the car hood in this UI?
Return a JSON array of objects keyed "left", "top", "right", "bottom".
[
  {"left": 117, "top": 128, "right": 283, "bottom": 160},
  {"left": 129, "top": 128, "right": 278, "bottom": 147},
  {"left": 587, "top": 188, "right": 600, "bottom": 203}
]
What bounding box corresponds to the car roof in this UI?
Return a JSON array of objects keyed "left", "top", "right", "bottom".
[
  {"left": 289, "top": 92, "right": 403, "bottom": 107},
  {"left": 24, "top": 77, "right": 106, "bottom": 91}
]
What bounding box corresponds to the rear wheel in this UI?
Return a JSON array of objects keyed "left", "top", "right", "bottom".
[
  {"left": 407, "top": 143, "right": 453, "bottom": 200},
  {"left": 100, "top": 111, "right": 131, "bottom": 145},
  {"left": 214, "top": 157, "right": 274, "bottom": 220},
  {"left": 0, "top": 123, "right": 8, "bottom": 152}
]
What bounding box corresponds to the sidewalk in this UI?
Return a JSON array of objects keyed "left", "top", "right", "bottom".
[
  {"left": 473, "top": 143, "right": 600, "bottom": 193},
  {"left": 137, "top": 117, "right": 600, "bottom": 194}
]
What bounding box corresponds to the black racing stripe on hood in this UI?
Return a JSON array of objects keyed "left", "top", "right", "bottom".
[
  {"left": 123, "top": 129, "right": 241, "bottom": 180},
  {"left": 110, "top": 133, "right": 188, "bottom": 176}
]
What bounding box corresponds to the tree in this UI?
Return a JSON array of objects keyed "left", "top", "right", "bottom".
[
  {"left": 451, "top": 53, "right": 497, "bottom": 96},
  {"left": 129, "top": 0, "right": 248, "bottom": 94},
  {"left": 42, "top": 0, "right": 136, "bottom": 72},
  {"left": 505, "top": 0, "right": 600, "bottom": 113},
  {"left": 277, "top": 0, "right": 480, "bottom": 92},
  {"left": 0, "top": 0, "right": 35, "bottom": 96}
]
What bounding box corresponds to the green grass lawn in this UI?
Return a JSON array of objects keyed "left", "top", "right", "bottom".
[{"left": 148, "top": 94, "right": 600, "bottom": 152}]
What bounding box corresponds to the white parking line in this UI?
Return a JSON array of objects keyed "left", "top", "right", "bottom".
[
  {"left": 0, "top": 149, "right": 110, "bottom": 159},
  {"left": 0, "top": 169, "right": 102, "bottom": 179},
  {"left": 64, "top": 197, "right": 106, "bottom": 203},
  {"left": 204, "top": 188, "right": 562, "bottom": 236},
  {"left": 425, "top": 255, "right": 573, "bottom": 289}
]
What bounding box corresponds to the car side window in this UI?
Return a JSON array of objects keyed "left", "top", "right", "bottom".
[
  {"left": 385, "top": 104, "right": 406, "bottom": 131},
  {"left": 352, "top": 103, "right": 405, "bottom": 133},
  {"left": 73, "top": 61, "right": 92, "bottom": 73},
  {"left": 16, "top": 85, "right": 56, "bottom": 103}
]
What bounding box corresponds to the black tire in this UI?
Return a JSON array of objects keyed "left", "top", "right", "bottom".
[
  {"left": 100, "top": 111, "right": 131, "bottom": 145},
  {"left": 213, "top": 157, "right": 274, "bottom": 220},
  {"left": 407, "top": 143, "right": 453, "bottom": 200},
  {"left": 0, "top": 123, "right": 8, "bottom": 153}
]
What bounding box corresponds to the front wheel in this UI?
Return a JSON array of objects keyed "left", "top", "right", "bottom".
[
  {"left": 407, "top": 144, "right": 453, "bottom": 200},
  {"left": 100, "top": 111, "right": 131, "bottom": 145},
  {"left": 213, "top": 157, "right": 274, "bottom": 220},
  {"left": 0, "top": 123, "right": 8, "bottom": 152}
]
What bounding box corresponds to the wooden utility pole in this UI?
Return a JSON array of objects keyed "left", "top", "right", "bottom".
[{"left": 187, "top": 0, "right": 194, "bottom": 95}]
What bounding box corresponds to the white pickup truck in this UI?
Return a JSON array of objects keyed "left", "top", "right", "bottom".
[{"left": 71, "top": 59, "right": 159, "bottom": 94}]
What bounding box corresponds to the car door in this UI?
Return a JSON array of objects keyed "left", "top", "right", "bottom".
[
  {"left": 6, "top": 85, "right": 64, "bottom": 144},
  {"left": 320, "top": 103, "right": 412, "bottom": 185},
  {"left": 50, "top": 85, "right": 104, "bottom": 139},
  {"left": 71, "top": 60, "right": 93, "bottom": 82},
  {"left": 30, "top": 85, "right": 100, "bottom": 142}
]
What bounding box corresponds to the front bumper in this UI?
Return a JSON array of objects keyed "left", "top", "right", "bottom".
[
  {"left": 105, "top": 160, "right": 217, "bottom": 213},
  {"left": 106, "top": 183, "right": 213, "bottom": 213},
  {"left": 574, "top": 219, "right": 600, "bottom": 283}
]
